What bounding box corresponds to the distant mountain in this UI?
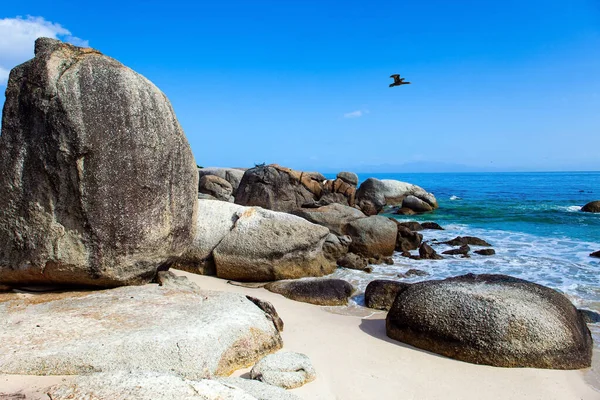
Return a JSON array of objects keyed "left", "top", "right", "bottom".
[{"left": 317, "top": 161, "right": 502, "bottom": 174}]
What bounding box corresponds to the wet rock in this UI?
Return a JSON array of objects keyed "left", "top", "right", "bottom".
[
  {"left": 264, "top": 278, "right": 355, "bottom": 306},
  {"left": 386, "top": 274, "right": 593, "bottom": 369},
  {"left": 198, "top": 175, "right": 234, "bottom": 202},
  {"left": 397, "top": 269, "right": 429, "bottom": 278},
  {"left": 337, "top": 252, "right": 370, "bottom": 272},
  {"left": 419, "top": 243, "right": 443, "bottom": 260},
  {"left": 0, "top": 38, "right": 198, "bottom": 287},
  {"left": 582, "top": 201, "right": 600, "bottom": 213},
  {"left": 421, "top": 222, "right": 444, "bottom": 230},
  {"left": 590, "top": 250, "right": 600, "bottom": 258},
  {"left": 475, "top": 249, "right": 496, "bottom": 256},
  {"left": 0, "top": 274, "right": 282, "bottom": 377},
  {"left": 395, "top": 207, "right": 417, "bottom": 216},
  {"left": 250, "top": 352, "right": 316, "bottom": 389},
  {"left": 442, "top": 236, "right": 491, "bottom": 247},
  {"left": 291, "top": 203, "right": 365, "bottom": 236},
  {"left": 365, "top": 280, "right": 411, "bottom": 311},
  {"left": 402, "top": 195, "right": 433, "bottom": 213},
  {"left": 337, "top": 171, "right": 359, "bottom": 186},
  {"left": 344, "top": 216, "right": 398, "bottom": 258},
  {"left": 398, "top": 221, "right": 424, "bottom": 231},
  {"left": 356, "top": 178, "right": 437, "bottom": 216},
  {"left": 442, "top": 244, "right": 470, "bottom": 256},
  {"left": 578, "top": 309, "right": 600, "bottom": 324},
  {"left": 395, "top": 225, "right": 423, "bottom": 252}
]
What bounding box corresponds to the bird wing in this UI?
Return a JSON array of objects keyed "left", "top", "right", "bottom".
[{"left": 390, "top": 74, "right": 400, "bottom": 79}]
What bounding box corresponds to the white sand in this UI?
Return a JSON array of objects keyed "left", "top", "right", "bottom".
[{"left": 2, "top": 270, "right": 599, "bottom": 400}]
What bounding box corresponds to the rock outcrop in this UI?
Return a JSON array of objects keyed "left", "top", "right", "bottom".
[
  {"left": 441, "top": 236, "right": 491, "bottom": 247},
  {"left": 264, "top": 278, "right": 355, "bottom": 306},
  {"left": 0, "top": 38, "right": 198, "bottom": 287},
  {"left": 475, "top": 249, "right": 496, "bottom": 256},
  {"left": 337, "top": 171, "right": 359, "bottom": 186},
  {"left": 0, "top": 273, "right": 282, "bottom": 377},
  {"left": 356, "top": 178, "right": 437, "bottom": 216},
  {"left": 365, "top": 280, "right": 411, "bottom": 311},
  {"left": 395, "top": 225, "right": 423, "bottom": 252},
  {"left": 198, "top": 167, "right": 246, "bottom": 196},
  {"left": 418, "top": 243, "right": 443, "bottom": 260},
  {"left": 337, "top": 252, "right": 370, "bottom": 272},
  {"left": 442, "top": 244, "right": 470, "bottom": 256},
  {"left": 582, "top": 201, "right": 600, "bottom": 213},
  {"left": 291, "top": 203, "right": 366, "bottom": 236},
  {"left": 198, "top": 175, "right": 234, "bottom": 202},
  {"left": 344, "top": 216, "right": 398, "bottom": 258},
  {"left": 421, "top": 222, "right": 444, "bottom": 230},
  {"left": 322, "top": 234, "right": 352, "bottom": 262},
  {"left": 591, "top": 250, "right": 600, "bottom": 258},
  {"left": 250, "top": 352, "right": 316, "bottom": 389},
  {"left": 386, "top": 274, "right": 593, "bottom": 369}
]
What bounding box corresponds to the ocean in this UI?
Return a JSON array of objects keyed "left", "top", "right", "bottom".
[{"left": 326, "top": 171, "right": 600, "bottom": 333}]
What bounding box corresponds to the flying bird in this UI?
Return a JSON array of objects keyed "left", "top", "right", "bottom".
[{"left": 389, "top": 74, "right": 411, "bottom": 87}]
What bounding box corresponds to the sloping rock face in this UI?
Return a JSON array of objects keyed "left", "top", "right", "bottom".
[
  {"left": 235, "top": 165, "right": 355, "bottom": 212},
  {"left": 0, "top": 273, "right": 282, "bottom": 377},
  {"left": 291, "top": 203, "right": 366, "bottom": 236},
  {"left": 48, "top": 371, "right": 300, "bottom": 400},
  {"left": 199, "top": 175, "right": 234, "bottom": 202},
  {"left": 213, "top": 206, "right": 335, "bottom": 281},
  {"left": 264, "top": 278, "right": 355, "bottom": 306},
  {"left": 250, "top": 352, "right": 316, "bottom": 389},
  {"left": 582, "top": 200, "right": 600, "bottom": 213},
  {"left": 356, "top": 178, "right": 437, "bottom": 216},
  {"left": 344, "top": 216, "right": 397, "bottom": 258},
  {"left": 198, "top": 167, "right": 246, "bottom": 196},
  {"left": 365, "top": 280, "right": 411, "bottom": 311},
  {"left": 386, "top": 274, "right": 593, "bottom": 369},
  {"left": 0, "top": 38, "right": 197, "bottom": 287}
]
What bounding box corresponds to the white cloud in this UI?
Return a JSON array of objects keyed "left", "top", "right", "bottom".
[
  {"left": 0, "top": 16, "right": 89, "bottom": 85},
  {"left": 343, "top": 109, "right": 369, "bottom": 119}
]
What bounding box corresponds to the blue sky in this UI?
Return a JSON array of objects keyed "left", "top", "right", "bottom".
[{"left": 1, "top": 1, "right": 599, "bottom": 172}]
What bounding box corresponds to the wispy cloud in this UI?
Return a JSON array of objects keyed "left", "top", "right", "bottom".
[
  {"left": 0, "top": 16, "right": 89, "bottom": 85},
  {"left": 343, "top": 109, "right": 369, "bottom": 119}
]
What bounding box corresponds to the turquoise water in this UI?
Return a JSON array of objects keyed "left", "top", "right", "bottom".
[{"left": 326, "top": 171, "right": 600, "bottom": 314}]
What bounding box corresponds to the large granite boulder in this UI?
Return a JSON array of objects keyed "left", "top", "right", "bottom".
[
  {"left": 337, "top": 252, "right": 370, "bottom": 272},
  {"left": 386, "top": 274, "right": 593, "bottom": 369},
  {"left": 291, "top": 203, "right": 365, "bottom": 236},
  {"left": 402, "top": 195, "right": 433, "bottom": 213},
  {"left": 0, "top": 272, "right": 282, "bottom": 377},
  {"left": 582, "top": 201, "right": 600, "bottom": 213},
  {"left": 365, "top": 280, "right": 411, "bottom": 311},
  {"left": 337, "top": 171, "right": 359, "bottom": 186},
  {"left": 322, "top": 233, "right": 351, "bottom": 262},
  {"left": 47, "top": 371, "right": 301, "bottom": 400},
  {"left": 264, "top": 278, "right": 355, "bottom": 306},
  {"left": 320, "top": 178, "right": 356, "bottom": 206},
  {"left": 356, "top": 178, "right": 437, "bottom": 216},
  {"left": 198, "top": 167, "right": 246, "bottom": 196},
  {"left": 198, "top": 175, "right": 234, "bottom": 202},
  {"left": 250, "top": 352, "right": 316, "bottom": 389},
  {"left": 0, "top": 38, "right": 198, "bottom": 287},
  {"left": 213, "top": 207, "right": 335, "bottom": 281},
  {"left": 344, "top": 216, "right": 398, "bottom": 258}
]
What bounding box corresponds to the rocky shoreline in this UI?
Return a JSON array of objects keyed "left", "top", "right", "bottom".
[{"left": 0, "top": 38, "right": 597, "bottom": 399}]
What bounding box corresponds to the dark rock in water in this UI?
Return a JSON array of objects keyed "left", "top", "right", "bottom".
[
  {"left": 291, "top": 203, "right": 365, "bottom": 236},
  {"left": 246, "top": 296, "right": 285, "bottom": 332},
  {"left": 442, "top": 236, "right": 491, "bottom": 247},
  {"left": 344, "top": 216, "right": 397, "bottom": 258},
  {"left": 386, "top": 273, "right": 593, "bottom": 369},
  {"left": 356, "top": 178, "right": 438, "bottom": 216},
  {"left": 419, "top": 243, "right": 443, "bottom": 260},
  {"left": 0, "top": 38, "right": 198, "bottom": 287},
  {"left": 322, "top": 234, "right": 351, "bottom": 262},
  {"left": 578, "top": 309, "right": 600, "bottom": 324},
  {"left": 365, "top": 280, "right": 411, "bottom": 311},
  {"left": 395, "top": 207, "right": 417, "bottom": 216},
  {"left": 337, "top": 171, "right": 359, "bottom": 187},
  {"left": 590, "top": 250, "right": 600, "bottom": 258},
  {"left": 398, "top": 269, "right": 429, "bottom": 278},
  {"left": 337, "top": 252, "right": 370, "bottom": 272},
  {"left": 582, "top": 201, "right": 600, "bottom": 213},
  {"left": 421, "top": 222, "right": 444, "bottom": 230},
  {"left": 402, "top": 195, "right": 433, "bottom": 213},
  {"left": 198, "top": 175, "right": 234, "bottom": 202},
  {"left": 264, "top": 278, "right": 355, "bottom": 306},
  {"left": 401, "top": 251, "right": 412, "bottom": 258},
  {"left": 394, "top": 224, "right": 423, "bottom": 252},
  {"left": 475, "top": 249, "right": 496, "bottom": 256},
  {"left": 398, "top": 221, "right": 424, "bottom": 231},
  {"left": 442, "top": 244, "right": 470, "bottom": 256}
]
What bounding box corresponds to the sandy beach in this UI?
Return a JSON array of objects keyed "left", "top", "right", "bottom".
[{"left": 3, "top": 269, "right": 598, "bottom": 400}]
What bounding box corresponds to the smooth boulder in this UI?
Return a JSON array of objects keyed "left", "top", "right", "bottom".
[
  {"left": 337, "top": 171, "right": 359, "bottom": 186},
  {"left": 198, "top": 175, "right": 234, "bottom": 202},
  {"left": 291, "top": 203, "right": 365, "bottom": 236},
  {"left": 365, "top": 280, "right": 411, "bottom": 311},
  {"left": 356, "top": 178, "right": 437, "bottom": 216},
  {"left": 337, "top": 252, "right": 370, "bottom": 272},
  {"left": 582, "top": 201, "right": 600, "bottom": 213},
  {"left": 475, "top": 249, "right": 496, "bottom": 256},
  {"left": 0, "top": 272, "right": 282, "bottom": 377},
  {"left": 402, "top": 195, "right": 433, "bottom": 213},
  {"left": 250, "top": 352, "right": 316, "bottom": 389},
  {"left": 198, "top": 167, "right": 246, "bottom": 195},
  {"left": 442, "top": 236, "right": 491, "bottom": 247},
  {"left": 386, "top": 274, "right": 593, "bottom": 369},
  {"left": 264, "top": 278, "right": 355, "bottom": 306},
  {"left": 0, "top": 38, "right": 198, "bottom": 287},
  {"left": 395, "top": 225, "right": 423, "bottom": 252},
  {"left": 344, "top": 216, "right": 398, "bottom": 258}
]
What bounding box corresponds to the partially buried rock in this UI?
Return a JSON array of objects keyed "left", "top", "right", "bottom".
[
  {"left": 421, "top": 222, "right": 444, "bottom": 230},
  {"left": 0, "top": 38, "right": 198, "bottom": 287},
  {"left": 198, "top": 175, "right": 234, "bottom": 202},
  {"left": 419, "top": 243, "right": 443, "bottom": 260},
  {"left": 47, "top": 371, "right": 301, "bottom": 400},
  {"left": 590, "top": 250, "right": 600, "bottom": 258},
  {"left": 0, "top": 273, "right": 282, "bottom": 377},
  {"left": 582, "top": 201, "right": 600, "bottom": 213},
  {"left": 386, "top": 273, "right": 593, "bottom": 369},
  {"left": 365, "top": 280, "right": 411, "bottom": 311},
  {"left": 442, "top": 244, "right": 470, "bottom": 256},
  {"left": 442, "top": 236, "right": 491, "bottom": 247},
  {"left": 475, "top": 249, "right": 496, "bottom": 256},
  {"left": 337, "top": 252, "right": 370, "bottom": 272},
  {"left": 344, "top": 216, "right": 398, "bottom": 258},
  {"left": 265, "top": 278, "right": 355, "bottom": 306},
  {"left": 250, "top": 352, "right": 316, "bottom": 389}
]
